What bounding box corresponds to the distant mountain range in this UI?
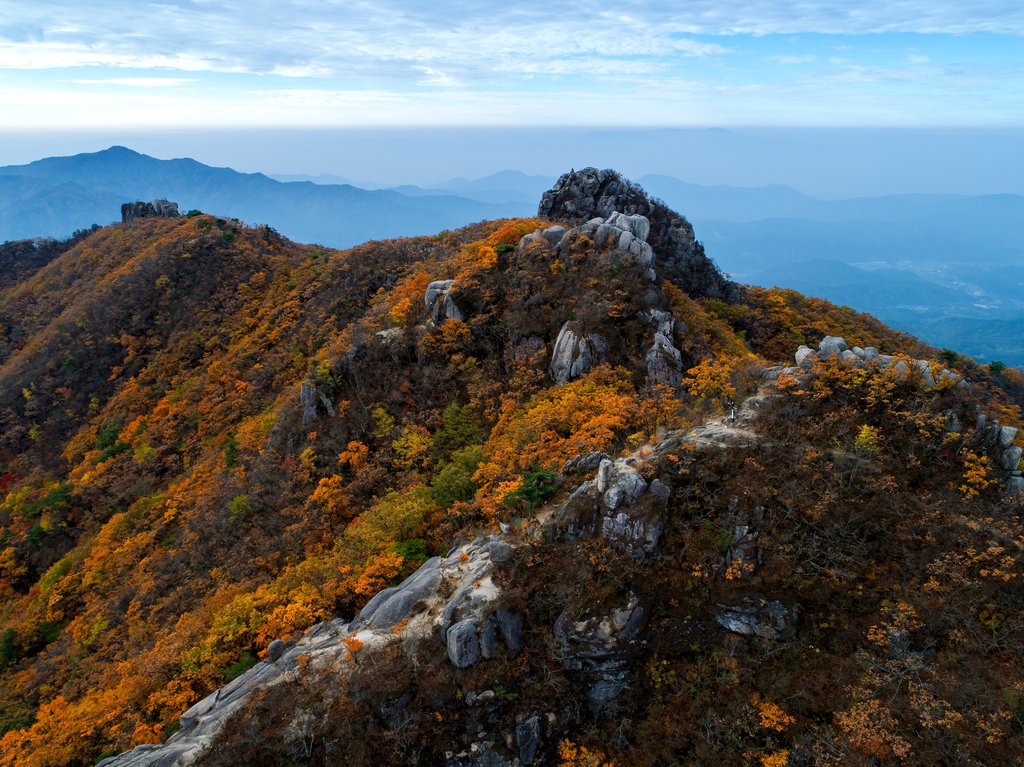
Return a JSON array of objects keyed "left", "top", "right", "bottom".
[
  {"left": 1, "top": 147, "right": 1021, "bottom": 363},
  {"left": 0, "top": 147, "right": 526, "bottom": 246}
]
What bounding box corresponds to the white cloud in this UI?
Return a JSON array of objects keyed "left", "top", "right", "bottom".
[
  {"left": 1, "top": 1, "right": 1014, "bottom": 84},
  {"left": 772, "top": 54, "right": 816, "bottom": 65},
  {"left": 69, "top": 77, "right": 197, "bottom": 87}
]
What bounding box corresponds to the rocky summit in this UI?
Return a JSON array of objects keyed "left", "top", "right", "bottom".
[
  {"left": 0, "top": 171, "right": 1021, "bottom": 767},
  {"left": 121, "top": 199, "right": 181, "bottom": 224}
]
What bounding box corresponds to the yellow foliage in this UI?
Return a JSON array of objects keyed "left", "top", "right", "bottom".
[
  {"left": 959, "top": 450, "right": 995, "bottom": 497},
  {"left": 684, "top": 357, "right": 736, "bottom": 409},
  {"left": 474, "top": 367, "right": 639, "bottom": 513},
  {"left": 337, "top": 440, "right": 369, "bottom": 471},
  {"left": 351, "top": 550, "right": 404, "bottom": 597},
  {"left": 755, "top": 697, "right": 796, "bottom": 731},
  {"left": 558, "top": 739, "right": 615, "bottom": 767},
  {"left": 760, "top": 750, "right": 790, "bottom": 767}
]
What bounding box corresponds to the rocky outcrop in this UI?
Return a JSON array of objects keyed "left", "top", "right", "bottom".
[
  {"left": 121, "top": 199, "right": 180, "bottom": 223},
  {"left": 644, "top": 310, "right": 683, "bottom": 387},
  {"left": 716, "top": 598, "right": 797, "bottom": 640},
  {"left": 975, "top": 413, "right": 1023, "bottom": 494},
  {"left": 425, "top": 279, "right": 465, "bottom": 325},
  {"left": 99, "top": 533, "right": 518, "bottom": 767},
  {"left": 791, "top": 337, "right": 964, "bottom": 391},
  {"left": 554, "top": 594, "right": 644, "bottom": 716},
  {"left": 549, "top": 454, "right": 668, "bottom": 559},
  {"left": 521, "top": 208, "right": 658, "bottom": 281},
  {"left": 299, "top": 379, "right": 335, "bottom": 426},
  {"left": 537, "top": 168, "right": 734, "bottom": 300},
  {"left": 549, "top": 321, "right": 608, "bottom": 384},
  {"left": 785, "top": 336, "right": 1023, "bottom": 496}
]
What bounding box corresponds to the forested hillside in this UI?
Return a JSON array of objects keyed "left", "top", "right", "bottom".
[{"left": 0, "top": 171, "right": 1021, "bottom": 766}]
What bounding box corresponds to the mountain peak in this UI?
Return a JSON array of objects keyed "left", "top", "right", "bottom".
[{"left": 539, "top": 167, "right": 735, "bottom": 300}]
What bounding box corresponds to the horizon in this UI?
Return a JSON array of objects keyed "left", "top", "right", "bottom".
[
  {"left": 2, "top": 2, "right": 1021, "bottom": 196},
  {"left": 2, "top": 126, "right": 1023, "bottom": 198}
]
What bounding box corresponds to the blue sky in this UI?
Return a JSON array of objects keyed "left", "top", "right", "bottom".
[{"left": 0, "top": 1, "right": 1022, "bottom": 128}]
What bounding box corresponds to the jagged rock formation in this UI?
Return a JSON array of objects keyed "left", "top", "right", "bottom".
[
  {"left": 299, "top": 379, "right": 336, "bottom": 426},
  {"left": 121, "top": 199, "right": 180, "bottom": 223},
  {"left": 644, "top": 309, "right": 683, "bottom": 387},
  {"left": 538, "top": 168, "right": 735, "bottom": 300},
  {"left": 425, "top": 279, "right": 465, "bottom": 325},
  {"left": 548, "top": 321, "right": 608, "bottom": 384},
  {"left": 715, "top": 599, "right": 797, "bottom": 640}
]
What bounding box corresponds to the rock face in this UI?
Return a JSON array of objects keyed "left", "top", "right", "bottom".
[
  {"left": 537, "top": 168, "right": 734, "bottom": 299},
  {"left": 716, "top": 598, "right": 797, "bottom": 640},
  {"left": 554, "top": 594, "right": 645, "bottom": 715},
  {"left": 549, "top": 321, "right": 609, "bottom": 384},
  {"left": 550, "top": 453, "right": 669, "bottom": 559},
  {"left": 121, "top": 199, "right": 180, "bottom": 223},
  {"left": 299, "top": 379, "right": 335, "bottom": 426},
  {"left": 425, "top": 280, "right": 465, "bottom": 324}
]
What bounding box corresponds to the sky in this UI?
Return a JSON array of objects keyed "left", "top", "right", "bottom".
[
  {"left": 0, "top": 1, "right": 1022, "bottom": 129},
  {"left": 0, "top": 2, "right": 1022, "bottom": 194}
]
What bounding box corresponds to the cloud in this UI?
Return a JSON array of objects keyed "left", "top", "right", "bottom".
[
  {"left": 69, "top": 77, "right": 198, "bottom": 87},
  {"left": 772, "top": 54, "right": 816, "bottom": 65},
  {"left": 0, "top": 1, "right": 1015, "bottom": 85},
  {"left": 0, "top": 1, "right": 1020, "bottom": 129}
]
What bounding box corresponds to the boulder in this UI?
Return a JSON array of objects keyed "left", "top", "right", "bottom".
[
  {"left": 840, "top": 349, "right": 860, "bottom": 364},
  {"left": 540, "top": 225, "right": 565, "bottom": 245},
  {"left": 999, "top": 426, "right": 1018, "bottom": 448},
  {"left": 425, "top": 280, "right": 465, "bottom": 324},
  {"left": 645, "top": 331, "right": 683, "bottom": 387},
  {"left": 516, "top": 715, "right": 542, "bottom": 765},
  {"left": 549, "top": 322, "right": 608, "bottom": 384},
  {"left": 495, "top": 608, "right": 524, "bottom": 659},
  {"left": 914, "top": 360, "right": 937, "bottom": 388},
  {"left": 818, "top": 336, "right": 848, "bottom": 359},
  {"left": 1001, "top": 446, "right": 1022, "bottom": 472},
  {"left": 265, "top": 639, "right": 287, "bottom": 663},
  {"left": 716, "top": 598, "right": 796, "bottom": 640},
  {"left": 795, "top": 345, "right": 818, "bottom": 370},
  {"left": 479, "top": 619, "right": 499, "bottom": 660},
  {"left": 605, "top": 211, "right": 651, "bottom": 241},
  {"left": 602, "top": 464, "right": 647, "bottom": 511},
  {"left": 648, "top": 478, "right": 671, "bottom": 503},
  {"left": 596, "top": 458, "right": 613, "bottom": 493},
  {"left": 447, "top": 619, "right": 481, "bottom": 668}
]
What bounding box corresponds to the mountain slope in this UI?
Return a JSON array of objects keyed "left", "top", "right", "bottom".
[
  {"left": 0, "top": 169, "right": 1020, "bottom": 767},
  {"left": 0, "top": 147, "right": 525, "bottom": 247}
]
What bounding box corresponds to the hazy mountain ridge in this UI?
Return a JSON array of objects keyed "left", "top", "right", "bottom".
[{"left": 0, "top": 147, "right": 526, "bottom": 247}]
